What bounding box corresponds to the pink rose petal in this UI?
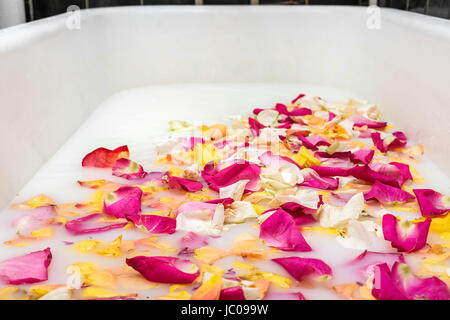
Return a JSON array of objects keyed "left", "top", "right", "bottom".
[
  {"left": 272, "top": 256, "right": 332, "bottom": 282},
  {"left": 219, "top": 286, "right": 246, "bottom": 300},
  {"left": 112, "top": 158, "right": 146, "bottom": 180},
  {"left": 128, "top": 214, "right": 176, "bottom": 234},
  {"left": 413, "top": 189, "right": 450, "bottom": 216},
  {"left": 382, "top": 213, "right": 431, "bottom": 253},
  {"left": 103, "top": 186, "right": 142, "bottom": 219},
  {"left": 65, "top": 213, "right": 128, "bottom": 235},
  {"left": 163, "top": 173, "right": 203, "bottom": 192},
  {"left": 364, "top": 181, "right": 415, "bottom": 204},
  {"left": 202, "top": 161, "right": 261, "bottom": 192}
]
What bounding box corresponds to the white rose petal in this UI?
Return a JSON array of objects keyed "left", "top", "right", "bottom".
[{"left": 320, "top": 192, "right": 364, "bottom": 228}]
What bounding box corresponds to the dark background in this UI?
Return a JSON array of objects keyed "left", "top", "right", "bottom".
[{"left": 24, "top": 0, "right": 450, "bottom": 21}]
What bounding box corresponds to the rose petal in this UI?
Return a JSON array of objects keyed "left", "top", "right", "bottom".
[
  {"left": 272, "top": 256, "right": 332, "bottom": 282},
  {"left": 351, "top": 115, "right": 387, "bottom": 129},
  {"left": 382, "top": 213, "right": 431, "bottom": 252},
  {"left": 202, "top": 161, "right": 261, "bottom": 192},
  {"left": 128, "top": 214, "right": 176, "bottom": 234},
  {"left": 350, "top": 149, "right": 375, "bottom": 164},
  {"left": 413, "top": 189, "right": 450, "bottom": 216},
  {"left": 0, "top": 248, "right": 52, "bottom": 285},
  {"left": 112, "top": 158, "right": 146, "bottom": 180},
  {"left": 126, "top": 256, "right": 200, "bottom": 284},
  {"left": 163, "top": 173, "right": 203, "bottom": 192},
  {"left": 364, "top": 181, "right": 415, "bottom": 204},
  {"left": 82, "top": 145, "right": 129, "bottom": 168},
  {"left": 219, "top": 286, "right": 246, "bottom": 300},
  {"left": 103, "top": 186, "right": 142, "bottom": 219},
  {"left": 65, "top": 213, "right": 128, "bottom": 235},
  {"left": 259, "top": 209, "right": 312, "bottom": 252}
]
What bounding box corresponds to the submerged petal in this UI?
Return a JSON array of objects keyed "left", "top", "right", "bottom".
[{"left": 112, "top": 158, "right": 146, "bottom": 180}]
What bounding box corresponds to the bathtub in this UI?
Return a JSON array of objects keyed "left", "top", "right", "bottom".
[{"left": 0, "top": 5, "right": 449, "bottom": 211}]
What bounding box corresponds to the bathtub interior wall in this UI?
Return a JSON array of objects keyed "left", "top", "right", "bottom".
[{"left": 0, "top": 6, "right": 449, "bottom": 209}]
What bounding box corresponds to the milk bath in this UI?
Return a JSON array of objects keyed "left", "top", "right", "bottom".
[{"left": 0, "top": 83, "right": 448, "bottom": 300}]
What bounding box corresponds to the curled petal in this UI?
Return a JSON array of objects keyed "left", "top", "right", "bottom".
[
  {"left": 128, "top": 214, "right": 176, "bottom": 234},
  {"left": 0, "top": 248, "right": 52, "bottom": 285},
  {"left": 126, "top": 256, "right": 200, "bottom": 284},
  {"left": 103, "top": 186, "right": 142, "bottom": 219},
  {"left": 179, "top": 232, "right": 209, "bottom": 255},
  {"left": 273, "top": 256, "right": 332, "bottom": 282},
  {"left": 82, "top": 145, "right": 129, "bottom": 168},
  {"left": 370, "top": 162, "right": 412, "bottom": 186},
  {"left": 65, "top": 213, "right": 127, "bottom": 235},
  {"left": 351, "top": 115, "right": 387, "bottom": 129},
  {"left": 112, "top": 158, "right": 146, "bottom": 180},
  {"left": 280, "top": 202, "right": 318, "bottom": 226},
  {"left": 390, "top": 262, "right": 450, "bottom": 300},
  {"left": 219, "top": 286, "right": 246, "bottom": 300},
  {"left": 364, "top": 181, "right": 415, "bottom": 204},
  {"left": 413, "top": 189, "right": 450, "bottom": 216},
  {"left": 163, "top": 173, "right": 203, "bottom": 192},
  {"left": 382, "top": 214, "right": 431, "bottom": 252},
  {"left": 259, "top": 209, "right": 312, "bottom": 252}
]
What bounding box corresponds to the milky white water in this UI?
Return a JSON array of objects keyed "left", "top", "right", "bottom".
[{"left": 1, "top": 83, "right": 449, "bottom": 299}]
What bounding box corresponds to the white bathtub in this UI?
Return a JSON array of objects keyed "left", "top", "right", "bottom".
[{"left": 0, "top": 5, "right": 449, "bottom": 211}]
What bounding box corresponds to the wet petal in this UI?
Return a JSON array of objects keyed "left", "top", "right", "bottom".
[
  {"left": 104, "top": 186, "right": 142, "bottom": 219},
  {"left": 112, "top": 158, "right": 146, "bottom": 180},
  {"left": 273, "top": 256, "right": 332, "bottom": 282},
  {"left": 259, "top": 209, "right": 312, "bottom": 252},
  {"left": 413, "top": 189, "right": 450, "bottom": 216},
  {"left": 126, "top": 256, "right": 200, "bottom": 284},
  {"left": 382, "top": 214, "right": 431, "bottom": 252},
  {"left": 0, "top": 248, "right": 52, "bottom": 285},
  {"left": 82, "top": 145, "right": 129, "bottom": 168}
]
